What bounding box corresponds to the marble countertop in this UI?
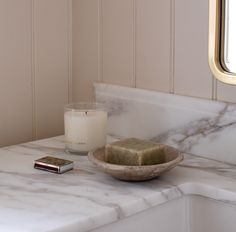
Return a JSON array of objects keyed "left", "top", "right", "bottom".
[{"left": 1, "top": 136, "right": 236, "bottom": 232}]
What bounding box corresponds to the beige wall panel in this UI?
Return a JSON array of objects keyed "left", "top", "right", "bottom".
[
  {"left": 34, "top": 0, "right": 69, "bottom": 139},
  {"left": 217, "top": 82, "right": 236, "bottom": 103},
  {"left": 136, "top": 0, "right": 171, "bottom": 92},
  {"left": 102, "top": 0, "right": 134, "bottom": 86},
  {"left": 72, "top": 0, "right": 99, "bottom": 102},
  {"left": 0, "top": 0, "right": 33, "bottom": 146},
  {"left": 174, "top": 0, "right": 212, "bottom": 99}
]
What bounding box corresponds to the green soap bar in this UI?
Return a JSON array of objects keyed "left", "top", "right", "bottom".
[{"left": 105, "top": 138, "right": 165, "bottom": 166}]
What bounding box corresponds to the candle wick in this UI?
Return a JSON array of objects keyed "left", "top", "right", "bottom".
[{"left": 85, "top": 111, "right": 88, "bottom": 115}]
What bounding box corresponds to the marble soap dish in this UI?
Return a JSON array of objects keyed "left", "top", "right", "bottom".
[{"left": 88, "top": 144, "right": 184, "bottom": 181}]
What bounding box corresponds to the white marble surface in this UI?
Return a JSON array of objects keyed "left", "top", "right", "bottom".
[
  {"left": 1, "top": 135, "right": 236, "bottom": 231},
  {"left": 95, "top": 83, "right": 236, "bottom": 164}
]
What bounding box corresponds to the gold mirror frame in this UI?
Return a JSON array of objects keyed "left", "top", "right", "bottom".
[{"left": 208, "top": 0, "right": 236, "bottom": 85}]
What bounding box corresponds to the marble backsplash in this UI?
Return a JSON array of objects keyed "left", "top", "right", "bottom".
[{"left": 95, "top": 83, "right": 236, "bottom": 164}]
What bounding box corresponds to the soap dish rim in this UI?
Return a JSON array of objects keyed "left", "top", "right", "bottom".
[{"left": 88, "top": 145, "right": 184, "bottom": 181}]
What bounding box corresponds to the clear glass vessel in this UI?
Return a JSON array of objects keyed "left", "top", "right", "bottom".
[{"left": 64, "top": 103, "right": 107, "bottom": 155}]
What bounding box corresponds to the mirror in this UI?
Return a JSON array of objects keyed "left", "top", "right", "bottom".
[
  {"left": 208, "top": 0, "right": 236, "bottom": 84},
  {"left": 221, "top": 0, "right": 236, "bottom": 73}
]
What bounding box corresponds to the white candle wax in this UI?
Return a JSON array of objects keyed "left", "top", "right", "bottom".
[{"left": 64, "top": 110, "right": 107, "bottom": 153}]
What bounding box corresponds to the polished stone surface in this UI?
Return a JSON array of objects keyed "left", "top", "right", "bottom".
[
  {"left": 1, "top": 135, "right": 236, "bottom": 231},
  {"left": 95, "top": 83, "right": 236, "bottom": 164}
]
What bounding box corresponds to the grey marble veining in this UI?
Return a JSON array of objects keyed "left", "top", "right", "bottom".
[
  {"left": 95, "top": 83, "right": 236, "bottom": 164},
  {"left": 97, "top": 95, "right": 128, "bottom": 117},
  {"left": 152, "top": 103, "right": 236, "bottom": 152},
  {"left": 1, "top": 135, "right": 236, "bottom": 231},
  {"left": 1, "top": 83, "right": 236, "bottom": 231}
]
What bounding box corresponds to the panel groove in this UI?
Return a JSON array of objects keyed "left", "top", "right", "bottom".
[
  {"left": 133, "top": 0, "right": 136, "bottom": 88},
  {"left": 212, "top": 76, "right": 217, "bottom": 100},
  {"left": 31, "top": 0, "right": 37, "bottom": 140},
  {"left": 170, "top": 0, "right": 175, "bottom": 94},
  {"left": 99, "top": 0, "right": 103, "bottom": 83},
  {"left": 67, "top": 0, "right": 73, "bottom": 103}
]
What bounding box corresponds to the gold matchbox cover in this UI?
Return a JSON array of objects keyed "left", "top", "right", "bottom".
[{"left": 34, "top": 156, "right": 73, "bottom": 174}]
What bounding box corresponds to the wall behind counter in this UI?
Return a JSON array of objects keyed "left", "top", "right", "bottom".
[
  {"left": 0, "top": 0, "right": 72, "bottom": 146},
  {"left": 72, "top": 0, "right": 236, "bottom": 103},
  {"left": 2, "top": 0, "right": 236, "bottom": 147}
]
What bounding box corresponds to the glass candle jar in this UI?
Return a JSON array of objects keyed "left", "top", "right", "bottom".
[{"left": 64, "top": 103, "right": 107, "bottom": 155}]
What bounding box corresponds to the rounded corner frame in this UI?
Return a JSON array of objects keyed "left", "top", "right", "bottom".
[{"left": 208, "top": 0, "right": 236, "bottom": 85}]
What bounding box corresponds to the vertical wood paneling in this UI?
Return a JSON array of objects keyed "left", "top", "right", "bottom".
[
  {"left": 102, "top": 0, "right": 134, "bottom": 86},
  {"left": 136, "top": 0, "right": 171, "bottom": 92},
  {"left": 72, "top": 0, "right": 99, "bottom": 102},
  {"left": 0, "top": 0, "right": 33, "bottom": 146},
  {"left": 174, "top": 0, "right": 213, "bottom": 99},
  {"left": 34, "top": 0, "right": 69, "bottom": 139},
  {"left": 71, "top": 1, "right": 236, "bottom": 108}
]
